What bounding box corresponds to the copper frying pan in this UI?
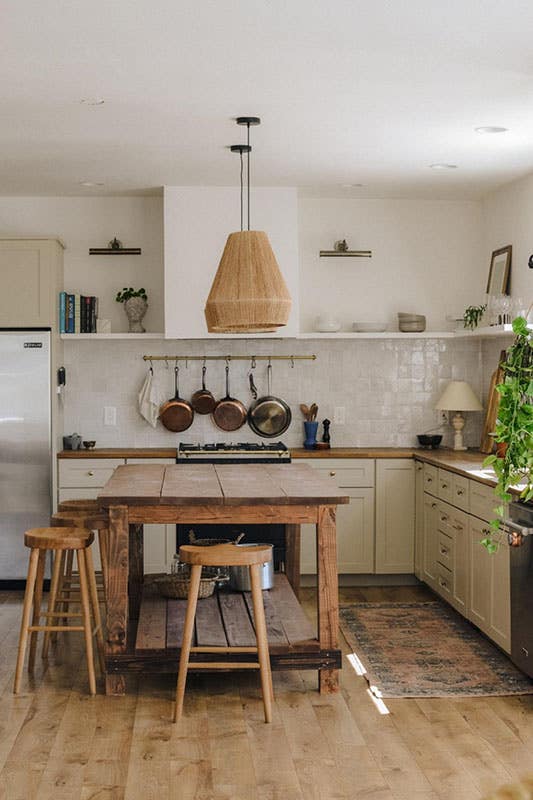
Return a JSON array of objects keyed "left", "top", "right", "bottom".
[
  {"left": 212, "top": 364, "right": 247, "bottom": 432},
  {"left": 160, "top": 365, "right": 194, "bottom": 432}
]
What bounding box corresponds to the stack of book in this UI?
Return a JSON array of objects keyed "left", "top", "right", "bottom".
[{"left": 59, "top": 292, "right": 99, "bottom": 333}]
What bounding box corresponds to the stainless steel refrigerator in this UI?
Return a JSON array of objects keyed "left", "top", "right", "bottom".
[{"left": 0, "top": 330, "right": 52, "bottom": 580}]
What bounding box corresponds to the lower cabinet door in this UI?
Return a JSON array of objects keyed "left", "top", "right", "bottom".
[
  {"left": 414, "top": 461, "right": 425, "bottom": 579},
  {"left": 301, "top": 488, "right": 375, "bottom": 574},
  {"left": 375, "top": 460, "right": 415, "bottom": 573},
  {"left": 449, "top": 508, "right": 469, "bottom": 615},
  {"left": 468, "top": 516, "right": 510, "bottom": 652}
]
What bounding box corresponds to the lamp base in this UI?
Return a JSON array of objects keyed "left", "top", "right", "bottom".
[{"left": 451, "top": 412, "right": 467, "bottom": 451}]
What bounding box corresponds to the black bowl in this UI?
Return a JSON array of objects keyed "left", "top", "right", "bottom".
[{"left": 417, "top": 434, "right": 443, "bottom": 449}]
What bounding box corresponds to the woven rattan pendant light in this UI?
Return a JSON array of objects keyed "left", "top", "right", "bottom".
[{"left": 204, "top": 117, "right": 292, "bottom": 333}]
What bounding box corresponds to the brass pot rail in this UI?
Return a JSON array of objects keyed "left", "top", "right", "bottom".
[{"left": 142, "top": 354, "right": 317, "bottom": 366}]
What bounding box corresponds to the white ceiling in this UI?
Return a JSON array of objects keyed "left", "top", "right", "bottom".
[{"left": 3, "top": 0, "right": 533, "bottom": 199}]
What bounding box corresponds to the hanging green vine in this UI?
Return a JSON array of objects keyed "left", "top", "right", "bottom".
[{"left": 482, "top": 315, "right": 533, "bottom": 553}]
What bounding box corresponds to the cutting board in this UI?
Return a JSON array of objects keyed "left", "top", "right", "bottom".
[{"left": 479, "top": 349, "right": 507, "bottom": 454}]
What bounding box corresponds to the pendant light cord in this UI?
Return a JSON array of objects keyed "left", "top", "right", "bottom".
[
  {"left": 239, "top": 149, "right": 244, "bottom": 232},
  {"left": 247, "top": 122, "right": 251, "bottom": 230}
]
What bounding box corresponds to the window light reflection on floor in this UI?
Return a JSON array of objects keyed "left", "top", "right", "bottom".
[{"left": 346, "top": 652, "right": 390, "bottom": 715}]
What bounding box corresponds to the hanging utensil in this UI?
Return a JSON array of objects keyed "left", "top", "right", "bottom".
[
  {"left": 248, "top": 362, "right": 292, "bottom": 438},
  {"left": 159, "top": 364, "right": 194, "bottom": 432},
  {"left": 212, "top": 363, "right": 248, "bottom": 432},
  {"left": 191, "top": 363, "right": 216, "bottom": 414}
]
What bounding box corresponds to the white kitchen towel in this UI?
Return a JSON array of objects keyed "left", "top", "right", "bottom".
[{"left": 138, "top": 368, "right": 162, "bottom": 428}]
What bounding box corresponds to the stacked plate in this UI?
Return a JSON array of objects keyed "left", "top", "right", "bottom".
[{"left": 398, "top": 313, "right": 426, "bottom": 332}]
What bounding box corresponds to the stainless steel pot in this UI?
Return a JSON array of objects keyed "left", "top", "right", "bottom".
[{"left": 229, "top": 543, "right": 274, "bottom": 591}]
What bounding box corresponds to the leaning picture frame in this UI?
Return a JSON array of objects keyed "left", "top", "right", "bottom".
[{"left": 486, "top": 245, "right": 512, "bottom": 295}]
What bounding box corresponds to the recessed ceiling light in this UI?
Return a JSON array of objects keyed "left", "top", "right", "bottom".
[
  {"left": 474, "top": 126, "right": 508, "bottom": 134},
  {"left": 80, "top": 97, "right": 105, "bottom": 106},
  {"left": 79, "top": 181, "right": 105, "bottom": 187},
  {"left": 429, "top": 163, "right": 458, "bottom": 170}
]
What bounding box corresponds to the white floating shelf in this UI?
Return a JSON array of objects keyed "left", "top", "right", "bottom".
[
  {"left": 297, "top": 331, "right": 455, "bottom": 339},
  {"left": 61, "top": 333, "right": 165, "bottom": 340},
  {"left": 454, "top": 324, "right": 527, "bottom": 338}
]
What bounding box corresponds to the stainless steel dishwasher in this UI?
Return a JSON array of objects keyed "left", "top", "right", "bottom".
[{"left": 507, "top": 502, "right": 533, "bottom": 679}]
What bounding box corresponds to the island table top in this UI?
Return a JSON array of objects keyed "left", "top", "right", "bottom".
[{"left": 97, "top": 463, "right": 350, "bottom": 507}]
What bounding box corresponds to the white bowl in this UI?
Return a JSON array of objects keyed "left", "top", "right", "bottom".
[
  {"left": 314, "top": 316, "right": 341, "bottom": 332},
  {"left": 352, "top": 322, "right": 388, "bottom": 333}
]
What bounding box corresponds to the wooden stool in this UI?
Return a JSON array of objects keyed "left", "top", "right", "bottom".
[
  {"left": 174, "top": 542, "right": 274, "bottom": 724},
  {"left": 13, "top": 527, "right": 105, "bottom": 696},
  {"left": 51, "top": 509, "right": 109, "bottom": 600}
]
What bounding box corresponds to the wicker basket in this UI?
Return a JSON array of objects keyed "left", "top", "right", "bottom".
[{"left": 154, "top": 566, "right": 221, "bottom": 600}]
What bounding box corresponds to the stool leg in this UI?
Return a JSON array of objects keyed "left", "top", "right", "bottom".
[
  {"left": 77, "top": 549, "right": 96, "bottom": 695},
  {"left": 13, "top": 548, "right": 40, "bottom": 693},
  {"left": 249, "top": 563, "right": 273, "bottom": 723},
  {"left": 84, "top": 545, "right": 106, "bottom": 674},
  {"left": 98, "top": 528, "right": 109, "bottom": 606},
  {"left": 61, "top": 550, "right": 74, "bottom": 626},
  {"left": 42, "top": 549, "right": 62, "bottom": 659},
  {"left": 28, "top": 550, "right": 46, "bottom": 672},
  {"left": 51, "top": 551, "right": 66, "bottom": 645},
  {"left": 174, "top": 564, "right": 202, "bottom": 723}
]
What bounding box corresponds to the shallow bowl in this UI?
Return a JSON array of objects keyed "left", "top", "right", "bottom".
[{"left": 352, "top": 322, "right": 388, "bottom": 333}]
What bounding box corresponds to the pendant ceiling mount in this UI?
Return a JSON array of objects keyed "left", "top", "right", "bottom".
[{"left": 204, "top": 117, "right": 292, "bottom": 334}]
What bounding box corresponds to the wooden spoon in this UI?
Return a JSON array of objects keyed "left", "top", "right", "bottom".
[
  {"left": 309, "top": 403, "right": 318, "bottom": 421},
  {"left": 300, "top": 403, "right": 310, "bottom": 420}
]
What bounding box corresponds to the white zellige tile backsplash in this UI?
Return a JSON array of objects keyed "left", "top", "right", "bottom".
[{"left": 62, "top": 338, "right": 483, "bottom": 449}]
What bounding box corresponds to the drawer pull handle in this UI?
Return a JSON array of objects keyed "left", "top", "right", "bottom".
[
  {"left": 87, "top": 470, "right": 95, "bottom": 476},
  {"left": 441, "top": 483, "right": 448, "bottom": 489},
  {"left": 457, "top": 489, "right": 464, "bottom": 496},
  {"left": 440, "top": 515, "right": 449, "bottom": 522},
  {"left": 440, "top": 546, "right": 448, "bottom": 555},
  {"left": 329, "top": 471, "right": 336, "bottom": 477},
  {"left": 427, "top": 477, "right": 433, "bottom": 483},
  {"left": 439, "top": 578, "right": 448, "bottom": 589},
  {"left": 452, "top": 524, "right": 463, "bottom": 531},
  {"left": 431, "top": 502, "right": 438, "bottom": 509},
  {"left": 482, "top": 527, "right": 491, "bottom": 536}
]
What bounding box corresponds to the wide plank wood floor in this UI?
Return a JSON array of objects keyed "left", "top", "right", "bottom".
[{"left": 1, "top": 583, "right": 533, "bottom": 800}]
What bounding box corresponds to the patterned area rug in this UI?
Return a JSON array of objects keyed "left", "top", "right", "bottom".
[{"left": 339, "top": 600, "right": 533, "bottom": 698}]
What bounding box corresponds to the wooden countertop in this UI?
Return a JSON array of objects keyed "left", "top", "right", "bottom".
[
  {"left": 57, "top": 444, "right": 501, "bottom": 490},
  {"left": 58, "top": 448, "right": 177, "bottom": 459}
]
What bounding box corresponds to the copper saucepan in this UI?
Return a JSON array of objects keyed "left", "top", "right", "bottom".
[
  {"left": 212, "top": 363, "right": 247, "bottom": 432},
  {"left": 191, "top": 363, "right": 216, "bottom": 415},
  {"left": 160, "top": 365, "right": 194, "bottom": 432}
]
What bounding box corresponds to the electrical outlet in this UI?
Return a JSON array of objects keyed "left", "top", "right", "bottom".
[
  {"left": 333, "top": 406, "right": 346, "bottom": 425},
  {"left": 104, "top": 406, "right": 117, "bottom": 426}
]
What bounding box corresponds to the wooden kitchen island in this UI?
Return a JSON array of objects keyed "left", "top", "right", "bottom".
[{"left": 97, "top": 462, "right": 349, "bottom": 696}]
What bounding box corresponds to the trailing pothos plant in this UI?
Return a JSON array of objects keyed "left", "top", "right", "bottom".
[{"left": 482, "top": 315, "right": 533, "bottom": 553}]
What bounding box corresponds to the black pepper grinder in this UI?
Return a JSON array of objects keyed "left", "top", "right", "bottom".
[{"left": 322, "top": 418, "right": 331, "bottom": 446}]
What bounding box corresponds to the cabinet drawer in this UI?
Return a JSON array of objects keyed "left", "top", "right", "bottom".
[
  {"left": 436, "top": 501, "right": 453, "bottom": 536},
  {"left": 423, "top": 464, "right": 438, "bottom": 495},
  {"left": 436, "top": 563, "right": 453, "bottom": 601},
  {"left": 437, "top": 532, "right": 453, "bottom": 569},
  {"left": 58, "top": 458, "right": 124, "bottom": 488},
  {"left": 438, "top": 469, "right": 454, "bottom": 503},
  {"left": 452, "top": 474, "right": 469, "bottom": 511},
  {"left": 302, "top": 459, "right": 375, "bottom": 487},
  {"left": 469, "top": 481, "right": 496, "bottom": 522}
]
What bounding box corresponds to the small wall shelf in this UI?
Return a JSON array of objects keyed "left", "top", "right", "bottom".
[
  {"left": 89, "top": 237, "right": 141, "bottom": 255},
  {"left": 319, "top": 250, "right": 372, "bottom": 258}
]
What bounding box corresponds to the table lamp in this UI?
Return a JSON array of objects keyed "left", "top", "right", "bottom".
[{"left": 435, "top": 381, "right": 483, "bottom": 451}]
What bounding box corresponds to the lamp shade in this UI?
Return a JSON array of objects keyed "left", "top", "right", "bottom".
[
  {"left": 435, "top": 381, "right": 483, "bottom": 412},
  {"left": 204, "top": 231, "right": 292, "bottom": 333}
]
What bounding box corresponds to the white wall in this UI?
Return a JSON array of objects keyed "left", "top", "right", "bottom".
[
  {"left": 483, "top": 173, "right": 533, "bottom": 305},
  {"left": 299, "top": 198, "right": 485, "bottom": 332},
  {"left": 0, "top": 196, "right": 164, "bottom": 333}
]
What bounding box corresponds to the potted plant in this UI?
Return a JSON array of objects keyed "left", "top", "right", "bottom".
[
  {"left": 116, "top": 287, "right": 148, "bottom": 333},
  {"left": 463, "top": 303, "right": 487, "bottom": 331},
  {"left": 482, "top": 314, "right": 533, "bottom": 552}
]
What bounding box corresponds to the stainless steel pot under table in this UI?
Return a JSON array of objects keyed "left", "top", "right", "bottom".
[{"left": 229, "top": 543, "right": 274, "bottom": 591}]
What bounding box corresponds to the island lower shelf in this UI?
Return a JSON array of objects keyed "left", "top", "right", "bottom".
[{"left": 105, "top": 573, "right": 342, "bottom": 674}]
